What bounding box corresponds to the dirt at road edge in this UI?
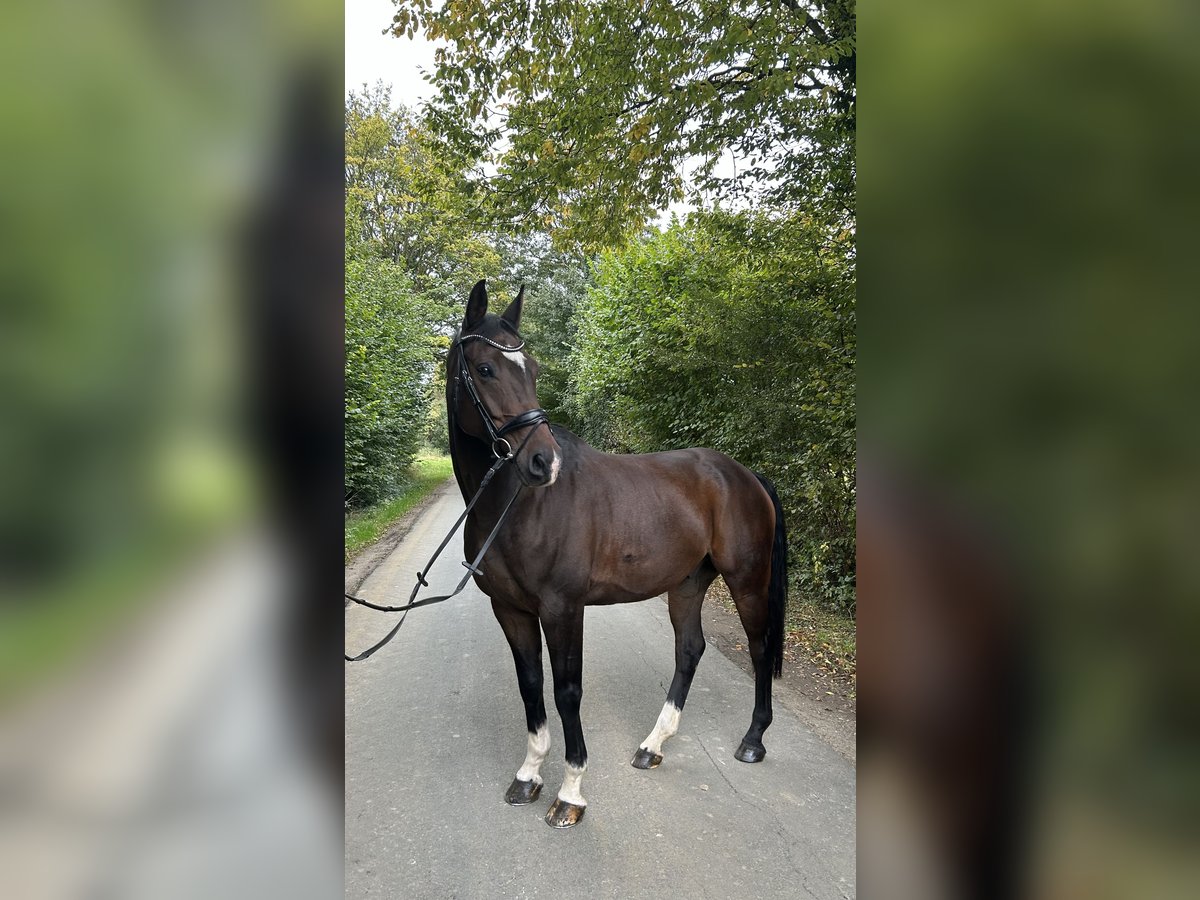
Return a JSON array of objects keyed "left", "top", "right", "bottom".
[{"left": 345, "top": 480, "right": 457, "bottom": 598}]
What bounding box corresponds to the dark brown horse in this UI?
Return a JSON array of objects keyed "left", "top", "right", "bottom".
[{"left": 449, "top": 280, "right": 788, "bottom": 828}]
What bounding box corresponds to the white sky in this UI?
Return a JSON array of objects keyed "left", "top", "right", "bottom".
[{"left": 345, "top": 0, "right": 437, "bottom": 107}]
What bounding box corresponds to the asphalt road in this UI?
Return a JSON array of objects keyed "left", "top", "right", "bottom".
[{"left": 345, "top": 484, "right": 856, "bottom": 900}]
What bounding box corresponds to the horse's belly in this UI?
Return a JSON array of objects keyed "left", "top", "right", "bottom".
[
  {"left": 574, "top": 497, "right": 711, "bottom": 603},
  {"left": 581, "top": 581, "right": 678, "bottom": 606},
  {"left": 581, "top": 544, "right": 707, "bottom": 606}
]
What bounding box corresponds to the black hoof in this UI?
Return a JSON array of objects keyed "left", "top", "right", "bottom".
[
  {"left": 545, "top": 797, "right": 586, "bottom": 828},
  {"left": 505, "top": 778, "right": 542, "bottom": 805},
  {"left": 734, "top": 740, "right": 766, "bottom": 763},
  {"left": 631, "top": 747, "right": 663, "bottom": 769}
]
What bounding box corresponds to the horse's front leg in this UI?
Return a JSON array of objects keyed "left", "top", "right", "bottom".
[
  {"left": 542, "top": 607, "right": 587, "bottom": 828},
  {"left": 492, "top": 600, "right": 549, "bottom": 805}
]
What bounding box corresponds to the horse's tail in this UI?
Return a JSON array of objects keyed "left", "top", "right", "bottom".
[{"left": 754, "top": 472, "right": 788, "bottom": 678}]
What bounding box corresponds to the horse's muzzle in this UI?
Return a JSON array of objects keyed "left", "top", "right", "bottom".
[
  {"left": 527, "top": 450, "right": 553, "bottom": 485},
  {"left": 520, "top": 431, "right": 561, "bottom": 487}
]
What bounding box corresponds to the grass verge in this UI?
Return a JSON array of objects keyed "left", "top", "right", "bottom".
[{"left": 345, "top": 454, "right": 455, "bottom": 563}]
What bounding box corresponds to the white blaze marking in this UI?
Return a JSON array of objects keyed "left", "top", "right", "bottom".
[
  {"left": 557, "top": 762, "right": 587, "bottom": 806},
  {"left": 515, "top": 724, "right": 550, "bottom": 784},
  {"left": 503, "top": 350, "right": 526, "bottom": 372},
  {"left": 547, "top": 451, "right": 562, "bottom": 485},
  {"left": 639, "top": 702, "right": 682, "bottom": 756}
]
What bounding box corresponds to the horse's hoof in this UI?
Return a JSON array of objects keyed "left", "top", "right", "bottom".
[
  {"left": 630, "top": 747, "right": 663, "bottom": 769},
  {"left": 505, "top": 778, "right": 542, "bottom": 805},
  {"left": 545, "top": 797, "right": 586, "bottom": 828},
  {"left": 734, "top": 740, "right": 766, "bottom": 763}
]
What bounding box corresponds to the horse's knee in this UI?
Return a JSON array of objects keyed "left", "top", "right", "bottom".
[
  {"left": 553, "top": 681, "right": 582, "bottom": 713},
  {"left": 515, "top": 665, "right": 541, "bottom": 695}
]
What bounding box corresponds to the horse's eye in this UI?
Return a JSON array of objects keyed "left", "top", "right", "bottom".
[{"left": 477, "top": 364, "right": 494, "bottom": 378}]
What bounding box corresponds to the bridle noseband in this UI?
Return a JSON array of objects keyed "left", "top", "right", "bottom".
[{"left": 454, "top": 332, "right": 550, "bottom": 458}]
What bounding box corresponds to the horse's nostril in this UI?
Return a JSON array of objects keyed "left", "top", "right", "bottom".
[{"left": 530, "top": 452, "right": 548, "bottom": 477}]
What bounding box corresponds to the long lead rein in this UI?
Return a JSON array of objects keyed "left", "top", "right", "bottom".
[
  {"left": 345, "top": 342, "right": 546, "bottom": 662},
  {"left": 344, "top": 472, "right": 523, "bottom": 662}
]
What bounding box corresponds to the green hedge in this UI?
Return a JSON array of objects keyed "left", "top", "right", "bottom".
[
  {"left": 567, "top": 210, "right": 855, "bottom": 613},
  {"left": 345, "top": 252, "right": 441, "bottom": 508}
]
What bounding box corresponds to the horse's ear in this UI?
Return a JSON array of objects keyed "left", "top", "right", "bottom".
[
  {"left": 500, "top": 284, "right": 524, "bottom": 331},
  {"left": 463, "top": 279, "right": 488, "bottom": 330}
]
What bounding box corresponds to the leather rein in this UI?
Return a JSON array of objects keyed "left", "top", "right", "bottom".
[{"left": 345, "top": 331, "right": 550, "bottom": 662}]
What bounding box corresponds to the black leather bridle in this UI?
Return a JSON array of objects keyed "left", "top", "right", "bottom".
[
  {"left": 344, "top": 329, "right": 552, "bottom": 662},
  {"left": 453, "top": 331, "right": 550, "bottom": 458}
]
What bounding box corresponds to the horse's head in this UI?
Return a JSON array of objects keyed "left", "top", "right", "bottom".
[{"left": 449, "top": 279, "right": 563, "bottom": 487}]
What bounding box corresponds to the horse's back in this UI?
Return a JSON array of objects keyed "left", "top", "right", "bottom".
[{"left": 592, "top": 444, "right": 771, "bottom": 524}]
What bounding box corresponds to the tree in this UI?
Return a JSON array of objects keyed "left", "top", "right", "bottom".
[
  {"left": 490, "top": 231, "right": 594, "bottom": 432},
  {"left": 345, "top": 83, "right": 502, "bottom": 316},
  {"left": 346, "top": 87, "right": 599, "bottom": 498},
  {"left": 388, "top": 0, "right": 855, "bottom": 247}
]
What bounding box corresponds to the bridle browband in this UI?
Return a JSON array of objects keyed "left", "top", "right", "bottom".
[{"left": 453, "top": 331, "right": 550, "bottom": 458}]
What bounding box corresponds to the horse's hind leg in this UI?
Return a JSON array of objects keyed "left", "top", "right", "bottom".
[
  {"left": 632, "top": 562, "right": 717, "bottom": 769},
  {"left": 492, "top": 600, "right": 549, "bottom": 805},
  {"left": 729, "top": 585, "right": 774, "bottom": 762}
]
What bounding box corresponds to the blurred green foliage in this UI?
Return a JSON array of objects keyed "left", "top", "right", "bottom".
[
  {"left": 0, "top": 8, "right": 247, "bottom": 594},
  {"left": 859, "top": 0, "right": 1200, "bottom": 888},
  {"left": 0, "top": 0, "right": 339, "bottom": 703},
  {"left": 569, "top": 210, "right": 856, "bottom": 613},
  {"left": 0, "top": 1, "right": 307, "bottom": 606}
]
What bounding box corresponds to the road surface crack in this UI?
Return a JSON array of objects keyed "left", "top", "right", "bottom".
[{"left": 694, "top": 732, "right": 822, "bottom": 900}]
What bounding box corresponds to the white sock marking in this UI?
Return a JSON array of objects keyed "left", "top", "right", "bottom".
[
  {"left": 515, "top": 724, "right": 550, "bottom": 784},
  {"left": 639, "top": 702, "right": 682, "bottom": 756},
  {"left": 557, "top": 762, "right": 587, "bottom": 806},
  {"left": 503, "top": 350, "right": 527, "bottom": 372}
]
